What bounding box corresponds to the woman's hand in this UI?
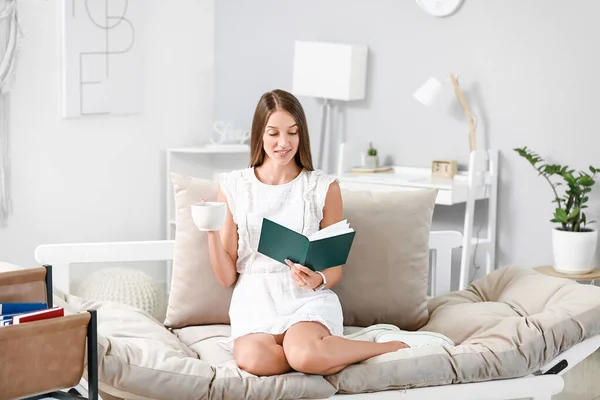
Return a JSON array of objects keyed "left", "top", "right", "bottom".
[{"left": 285, "top": 259, "right": 322, "bottom": 290}]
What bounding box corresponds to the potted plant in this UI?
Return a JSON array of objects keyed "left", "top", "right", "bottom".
[
  {"left": 364, "top": 142, "right": 379, "bottom": 169},
  {"left": 514, "top": 146, "right": 599, "bottom": 274}
]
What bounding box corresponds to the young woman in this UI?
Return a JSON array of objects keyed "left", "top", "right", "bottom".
[{"left": 207, "top": 89, "right": 452, "bottom": 377}]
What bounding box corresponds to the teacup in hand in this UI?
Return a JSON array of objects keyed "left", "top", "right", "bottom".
[{"left": 191, "top": 201, "right": 226, "bottom": 231}]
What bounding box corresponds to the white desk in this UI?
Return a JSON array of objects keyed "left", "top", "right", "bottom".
[
  {"left": 336, "top": 148, "right": 499, "bottom": 291},
  {"left": 337, "top": 166, "right": 488, "bottom": 206}
]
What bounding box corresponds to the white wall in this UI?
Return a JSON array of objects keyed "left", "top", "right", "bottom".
[
  {"left": 4, "top": 1, "right": 599, "bottom": 294},
  {"left": 0, "top": 0, "right": 215, "bottom": 289},
  {"left": 214, "top": 0, "right": 600, "bottom": 287}
]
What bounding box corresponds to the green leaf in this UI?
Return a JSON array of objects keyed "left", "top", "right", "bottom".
[
  {"left": 579, "top": 175, "right": 595, "bottom": 186},
  {"left": 565, "top": 175, "right": 576, "bottom": 186},
  {"left": 582, "top": 213, "right": 587, "bottom": 226},
  {"left": 568, "top": 207, "right": 580, "bottom": 220},
  {"left": 555, "top": 208, "right": 568, "bottom": 223}
]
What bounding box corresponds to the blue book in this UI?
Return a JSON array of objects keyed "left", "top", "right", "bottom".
[
  {"left": 0, "top": 303, "right": 47, "bottom": 316},
  {"left": 0, "top": 312, "right": 28, "bottom": 321}
]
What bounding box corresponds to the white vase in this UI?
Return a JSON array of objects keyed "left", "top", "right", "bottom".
[{"left": 552, "top": 227, "right": 598, "bottom": 274}]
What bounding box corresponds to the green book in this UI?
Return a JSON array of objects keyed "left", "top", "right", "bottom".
[{"left": 257, "top": 218, "right": 356, "bottom": 272}]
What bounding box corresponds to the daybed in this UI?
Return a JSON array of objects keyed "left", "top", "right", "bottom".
[{"left": 30, "top": 174, "right": 600, "bottom": 400}]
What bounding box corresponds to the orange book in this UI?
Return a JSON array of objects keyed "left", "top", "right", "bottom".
[{"left": 12, "top": 307, "right": 64, "bottom": 324}]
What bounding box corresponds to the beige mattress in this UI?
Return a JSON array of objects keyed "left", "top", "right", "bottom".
[{"left": 56, "top": 265, "right": 600, "bottom": 400}]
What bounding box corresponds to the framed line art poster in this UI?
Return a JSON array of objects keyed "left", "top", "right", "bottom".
[{"left": 61, "top": 0, "right": 145, "bottom": 118}]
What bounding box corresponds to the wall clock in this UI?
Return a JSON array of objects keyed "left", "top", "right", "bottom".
[{"left": 416, "top": 0, "right": 465, "bottom": 17}]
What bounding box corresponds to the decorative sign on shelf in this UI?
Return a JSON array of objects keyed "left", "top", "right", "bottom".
[
  {"left": 432, "top": 159, "right": 458, "bottom": 179},
  {"left": 210, "top": 121, "right": 251, "bottom": 145}
]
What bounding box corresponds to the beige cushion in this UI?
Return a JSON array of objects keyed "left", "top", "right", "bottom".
[
  {"left": 60, "top": 267, "right": 600, "bottom": 398},
  {"left": 327, "top": 265, "right": 600, "bottom": 394},
  {"left": 71, "top": 299, "right": 211, "bottom": 400},
  {"left": 174, "top": 325, "right": 232, "bottom": 366},
  {"left": 63, "top": 297, "right": 336, "bottom": 400},
  {"left": 172, "top": 324, "right": 335, "bottom": 399},
  {"left": 334, "top": 188, "right": 437, "bottom": 330},
  {"left": 164, "top": 173, "right": 233, "bottom": 328}
]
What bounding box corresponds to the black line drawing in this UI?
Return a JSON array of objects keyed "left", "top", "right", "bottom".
[{"left": 68, "top": 0, "right": 137, "bottom": 116}]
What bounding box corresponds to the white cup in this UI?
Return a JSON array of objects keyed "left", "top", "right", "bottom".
[{"left": 191, "top": 201, "right": 226, "bottom": 231}]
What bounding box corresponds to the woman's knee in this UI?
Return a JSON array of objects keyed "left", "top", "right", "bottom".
[
  {"left": 234, "top": 335, "right": 289, "bottom": 376},
  {"left": 285, "top": 342, "right": 328, "bottom": 374},
  {"left": 234, "top": 343, "right": 261, "bottom": 372}
]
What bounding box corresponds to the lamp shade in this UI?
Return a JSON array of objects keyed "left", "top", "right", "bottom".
[
  {"left": 292, "top": 41, "right": 368, "bottom": 101},
  {"left": 413, "top": 76, "right": 443, "bottom": 106}
]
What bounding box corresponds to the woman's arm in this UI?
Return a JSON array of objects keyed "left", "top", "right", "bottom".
[
  {"left": 318, "top": 180, "right": 344, "bottom": 288},
  {"left": 207, "top": 187, "right": 239, "bottom": 287}
]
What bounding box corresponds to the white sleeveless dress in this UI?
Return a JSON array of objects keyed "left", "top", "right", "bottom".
[{"left": 218, "top": 167, "right": 344, "bottom": 352}]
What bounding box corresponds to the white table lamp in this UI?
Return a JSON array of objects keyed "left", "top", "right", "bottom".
[
  {"left": 413, "top": 74, "right": 477, "bottom": 153},
  {"left": 292, "top": 40, "right": 368, "bottom": 171}
]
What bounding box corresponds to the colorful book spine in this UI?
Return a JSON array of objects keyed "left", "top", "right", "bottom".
[
  {"left": 1, "top": 312, "right": 31, "bottom": 322},
  {"left": 0, "top": 302, "right": 47, "bottom": 316},
  {"left": 13, "top": 307, "right": 64, "bottom": 324}
]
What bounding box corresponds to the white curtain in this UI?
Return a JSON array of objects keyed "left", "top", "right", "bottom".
[{"left": 0, "top": 0, "right": 22, "bottom": 223}]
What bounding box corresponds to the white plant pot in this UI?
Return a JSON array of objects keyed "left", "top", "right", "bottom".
[
  {"left": 552, "top": 227, "right": 598, "bottom": 274},
  {"left": 364, "top": 155, "right": 379, "bottom": 169}
]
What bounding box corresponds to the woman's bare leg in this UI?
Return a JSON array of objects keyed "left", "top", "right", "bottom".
[
  {"left": 234, "top": 332, "right": 292, "bottom": 376},
  {"left": 283, "top": 322, "right": 407, "bottom": 375}
]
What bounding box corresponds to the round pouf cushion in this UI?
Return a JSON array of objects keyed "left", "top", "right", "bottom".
[{"left": 77, "top": 267, "right": 165, "bottom": 321}]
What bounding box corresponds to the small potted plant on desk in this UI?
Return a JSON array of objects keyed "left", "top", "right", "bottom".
[
  {"left": 515, "top": 146, "right": 599, "bottom": 274},
  {"left": 364, "top": 142, "right": 379, "bottom": 170}
]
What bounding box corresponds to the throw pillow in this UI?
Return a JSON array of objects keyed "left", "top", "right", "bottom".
[
  {"left": 334, "top": 188, "right": 437, "bottom": 330},
  {"left": 163, "top": 173, "right": 233, "bottom": 328}
]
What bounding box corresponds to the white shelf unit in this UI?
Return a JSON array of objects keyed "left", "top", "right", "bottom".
[
  {"left": 336, "top": 143, "right": 498, "bottom": 291},
  {"left": 164, "top": 144, "right": 250, "bottom": 292}
]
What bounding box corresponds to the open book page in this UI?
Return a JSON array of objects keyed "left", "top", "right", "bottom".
[{"left": 308, "top": 219, "right": 354, "bottom": 242}]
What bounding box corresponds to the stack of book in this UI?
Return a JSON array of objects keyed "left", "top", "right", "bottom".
[{"left": 0, "top": 302, "right": 64, "bottom": 326}]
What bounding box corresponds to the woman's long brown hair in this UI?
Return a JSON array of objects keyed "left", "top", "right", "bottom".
[{"left": 249, "top": 89, "right": 314, "bottom": 171}]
